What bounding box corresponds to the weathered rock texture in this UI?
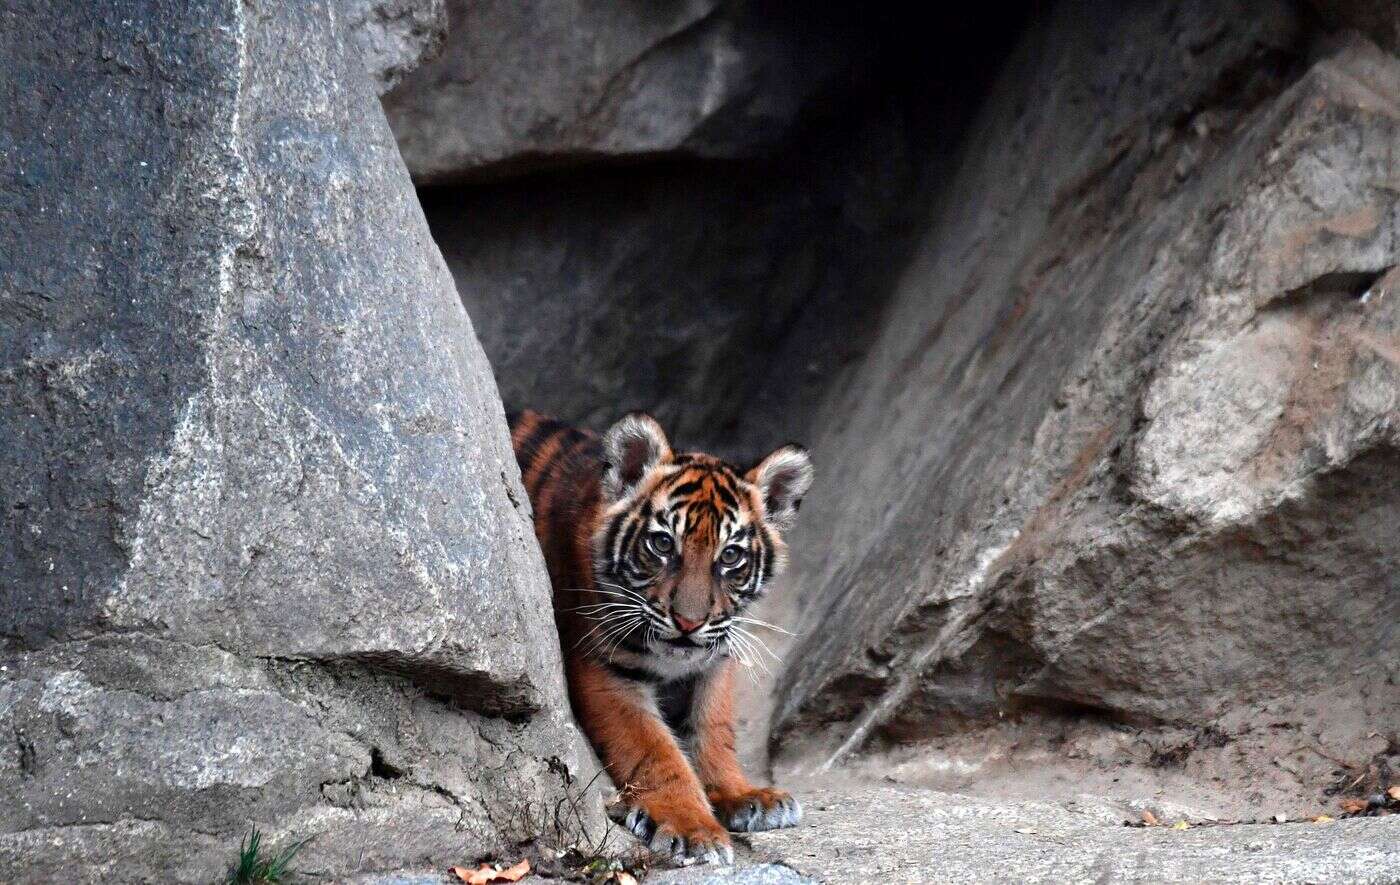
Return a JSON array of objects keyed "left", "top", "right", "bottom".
[
  {"left": 382, "top": 0, "right": 855, "bottom": 183},
  {"left": 769, "top": 0, "right": 1400, "bottom": 812},
  {"left": 0, "top": 1, "right": 597, "bottom": 882},
  {"left": 347, "top": 0, "right": 449, "bottom": 93}
]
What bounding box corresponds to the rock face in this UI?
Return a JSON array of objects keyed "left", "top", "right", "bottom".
[
  {"left": 0, "top": 1, "right": 598, "bottom": 882},
  {"left": 381, "top": 0, "right": 853, "bottom": 183},
  {"left": 769, "top": 0, "right": 1400, "bottom": 809},
  {"left": 387, "top": 0, "right": 916, "bottom": 448}
]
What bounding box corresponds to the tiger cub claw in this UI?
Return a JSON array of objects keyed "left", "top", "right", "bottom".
[
  {"left": 611, "top": 803, "right": 735, "bottom": 865},
  {"left": 711, "top": 788, "right": 803, "bottom": 832}
]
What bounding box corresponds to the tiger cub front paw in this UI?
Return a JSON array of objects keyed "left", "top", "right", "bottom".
[
  {"left": 710, "top": 787, "right": 803, "bottom": 832},
  {"left": 609, "top": 800, "right": 734, "bottom": 865}
]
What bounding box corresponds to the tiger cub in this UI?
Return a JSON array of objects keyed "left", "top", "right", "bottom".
[{"left": 509, "top": 409, "right": 813, "bottom": 864}]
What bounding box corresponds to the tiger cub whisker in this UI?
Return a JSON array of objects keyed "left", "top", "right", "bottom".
[
  {"left": 573, "top": 611, "right": 640, "bottom": 650},
  {"left": 730, "top": 624, "right": 782, "bottom": 663},
  {"left": 731, "top": 614, "right": 798, "bottom": 636}
]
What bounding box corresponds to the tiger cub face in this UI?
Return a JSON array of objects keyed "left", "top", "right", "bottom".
[{"left": 592, "top": 413, "right": 813, "bottom": 667}]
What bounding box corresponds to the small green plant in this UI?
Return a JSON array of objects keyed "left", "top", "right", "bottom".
[{"left": 227, "top": 828, "right": 308, "bottom": 885}]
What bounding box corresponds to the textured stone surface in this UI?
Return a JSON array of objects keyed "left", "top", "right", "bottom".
[
  {"left": 385, "top": 0, "right": 1400, "bottom": 826},
  {"left": 768, "top": 0, "right": 1400, "bottom": 812},
  {"left": 382, "top": 0, "right": 853, "bottom": 182},
  {"left": 651, "top": 862, "right": 813, "bottom": 884},
  {"left": 729, "top": 782, "right": 1400, "bottom": 884},
  {"left": 0, "top": 1, "right": 597, "bottom": 881},
  {"left": 346, "top": 0, "right": 448, "bottom": 93}
]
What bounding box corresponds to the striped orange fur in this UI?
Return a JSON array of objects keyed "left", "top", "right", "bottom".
[{"left": 509, "top": 409, "right": 813, "bottom": 864}]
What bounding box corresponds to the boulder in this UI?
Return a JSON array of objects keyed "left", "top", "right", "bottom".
[
  {"left": 0, "top": 1, "right": 598, "bottom": 881},
  {"left": 381, "top": 0, "right": 853, "bottom": 183},
  {"left": 770, "top": 0, "right": 1400, "bottom": 812}
]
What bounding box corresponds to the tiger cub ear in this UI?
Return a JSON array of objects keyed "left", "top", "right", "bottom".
[
  {"left": 746, "top": 444, "right": 813, "bottom": 530},
  {"left": 601, "top": 412, "right": 672, "bottom": 501}
]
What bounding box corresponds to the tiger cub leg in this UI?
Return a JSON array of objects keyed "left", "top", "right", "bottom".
[
  {"left": 691, "top": 661, "right": 802, "bottom": 832},
  {"left": 568, "top": 657, "right": 733, "bottom": 863}
]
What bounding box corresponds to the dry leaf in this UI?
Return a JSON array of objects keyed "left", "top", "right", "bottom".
[
  {"left": 1340, "top": 798, "right": 1368, "bottom": 814},
  {"left": 469, "top": 867, "right": 496, "bottom": 885},
  {"left": 452, "top": 859, "right": 531, "bottom": 884},
  {"left": 1314, "top": 815, "right": 1335, "bottom": 823},
  {"left": 1141, "top": 810, "right": 1159, "bottom": 826},
  {"left": 1388, "top": 786, "right": 1400, "bottom": 801},
  {"left": 1171, "top": 820, "right": 1190, "bottom": 830}
]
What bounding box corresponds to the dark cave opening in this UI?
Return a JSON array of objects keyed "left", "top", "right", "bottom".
[{"left": 410, "top": 1, "right": 1041, "bottom": 455}]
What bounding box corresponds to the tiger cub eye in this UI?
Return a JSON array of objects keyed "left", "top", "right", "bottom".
[
  {"left": 719, "top": 545, "right": 746, "bottom": 567},
  {"left": 648, "top": 532, "right": 675, "bottom": 556}
]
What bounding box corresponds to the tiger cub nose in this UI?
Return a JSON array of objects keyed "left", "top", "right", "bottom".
[{"left": 671, "top": 612, "right": 705, "bottom": 634}]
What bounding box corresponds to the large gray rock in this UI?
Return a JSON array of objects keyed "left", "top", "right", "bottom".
[
  {"left": 0, "top": 1, "right": 598, "bottom": 881},
  {"left": 769, "top": 0, "right": 1400, "bottom": 814},
  {"left": 381, "top": 0, "right": 852, "bottom": 183}
]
